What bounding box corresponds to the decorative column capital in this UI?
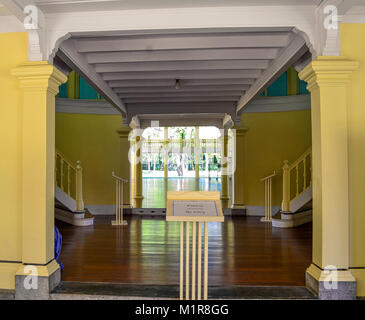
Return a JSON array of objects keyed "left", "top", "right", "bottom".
[
  {"left": 299, "top": 57, "right": 359, "bottom": 92},
  {"left": 117, "top": 126, "right": 131, "bottom": 138},
  {"left": 232, "top": 126, "right": 249, "bottom": 137},
  {"left": 11, "top": 61, "right": 67, "bottom": 95}
]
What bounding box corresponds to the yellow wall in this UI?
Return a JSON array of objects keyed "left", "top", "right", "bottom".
[
  {"left": 341, "top": 23, "right": 365, "bottom": 295},
  {"left": 241, "top": 109, "right": 312, "bottom": 207},
  {"left": 0, "top": 32, "right": 28, "bottom": 288},
  {"left": 55, "top": 113, "right": 123, "bottom": 205}
]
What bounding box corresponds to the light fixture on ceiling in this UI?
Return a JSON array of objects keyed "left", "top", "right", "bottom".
[{"left": 175, "top": 79, "right": 181, "bottom": 90}]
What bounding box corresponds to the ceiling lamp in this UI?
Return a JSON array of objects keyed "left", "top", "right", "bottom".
[{"left": 175, "top": 79, "right": 181, "bottom": 90}]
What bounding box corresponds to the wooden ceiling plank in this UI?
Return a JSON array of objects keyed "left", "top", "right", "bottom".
[
  {"left": 236, "top": 35, "right": 308, "bottom": 114},
  {"left": 86, "top": 48, "right": 280, "bottom": 64},
  {"left": 76, "top": 33, "right": 291, "bottom": 52},
  {"left": 108, "top": 79, "right": 256, "bottom": 87},
  {"left": 123, "top": 96, "right": 240, "bottom": 103},
  {"left": 102, "top": 69, "right": 262, "bottom": 81},
  {"left": 117, "top": 91, "right": 244, "bottom": 98},
  {"left": 94, "top": 60, "right": 270, "bottom": 73},
  {"left": 113, "top": 85, "right": 250, "bottom": 92}
]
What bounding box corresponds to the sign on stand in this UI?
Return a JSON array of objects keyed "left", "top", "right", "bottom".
[{"left": 166, "top": 191, "right": 224, "bottom": 300}]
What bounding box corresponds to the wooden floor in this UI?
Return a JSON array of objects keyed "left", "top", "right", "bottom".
[{"left": 56, "top": 216, "right": 312, "bottom": 286}]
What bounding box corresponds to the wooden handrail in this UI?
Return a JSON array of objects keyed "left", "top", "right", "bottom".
[
  {"left": 112, "top": 172, "right": 128, "bottom": 226},
  {"left": 288, "top": 147, "right": 312, "bottom": 170},
  {"left": 260, "top": 171, "right": 276, "bottom": 222},
  {"left": 281, "top": 147, "right": 312, "bottom": 212},
  {"left": 260, "top": 171, "right": 276, "bottom": 181},
  {"left": 55, "top": 149, "right": 84, "bottom": 212},
  {"left": 112, "top": 171, "right": 128, "bottom": 183}
]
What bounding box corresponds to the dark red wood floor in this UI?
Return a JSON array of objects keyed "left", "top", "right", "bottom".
[{"left": 56, "top": 216, "right": 312, "bottom": 286}]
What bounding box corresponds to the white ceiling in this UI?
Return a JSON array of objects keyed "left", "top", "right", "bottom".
[{"left": 13, "top": 0, "right": 323, "bottom": 13}]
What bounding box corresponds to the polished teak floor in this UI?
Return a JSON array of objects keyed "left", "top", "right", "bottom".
[{"left": 56, "top": 216, "right": 312, "bottom": 286}]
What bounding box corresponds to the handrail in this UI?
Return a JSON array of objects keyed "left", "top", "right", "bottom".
[
  {"left": 112, "top": 171, "right": 128, "bottom": 183},
  {"left": 260, "top": 171, "right": 276, "bottom": 181},
  {"left": 55, "top": 149, "right": 84, "bottom": 212},
  {"left": 112, "top": 172, "right": 128, "bottom": 226},
  {"left": 281, "top": 147, "right": 312, "bottom": 212},
  {"left": 288, "top": 147, "right": 312, "bottom": 170},
  {"left": 260, "top": 171, "right": 276, "bottom": 222}
]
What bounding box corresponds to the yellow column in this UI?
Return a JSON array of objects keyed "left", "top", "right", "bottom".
[
  {"left": 11, "top": 62, "right": 67, "bottom": 294},
  {"left": 118, "top": 126, "right": 132, "bottom": 207},
  {"left": 164, "top": 127, "right": 169, "bottom": 207},
  {"left": 299, "top": 57, "right": 359, "bottom": 299},
  {"left": 220, "top": 130, "right": 229, "bottom": 208},
  {"left": 194, "top": 126, "right": 200, "bottom": 191},
  {"left": 231, "top": 127, "right": 248, "bottom": 210},
  {"left": 133, "top": 129, "right": 144, "bottom": 208}
]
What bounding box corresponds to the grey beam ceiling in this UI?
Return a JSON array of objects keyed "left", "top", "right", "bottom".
[
  {"left": 102, "top": 70, "right": 262, "bottom": 81},
  {"left": 75, "top": 32, "right": 291, "bottom": 52},
  {"left": 236, "top": 34, "right": 309, "bottom": 114},
  {"left": 108, "top": 79, "right": 256, "bottom": 87},
  {"left": 57, "top": 40, "right": 126, "bottom": 115},
  {"left": 113, "top": 85, "right": 249, "bottom": 93},
  {"left": 86, "top": 48, "right": 280, "bottom": 64},
  {"left": 94, "top": 60, "right": 270, "bottom": 73},
  {"left": 123, "top": 97, "right": 240, "bottom": 103}
]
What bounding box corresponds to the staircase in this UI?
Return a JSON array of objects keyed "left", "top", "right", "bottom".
[
  {"left": 272, "top": 147, "right": 312, "bottom": 228},
  {"left": 55, "top": 150, "right": 93, "bottom": 226}
]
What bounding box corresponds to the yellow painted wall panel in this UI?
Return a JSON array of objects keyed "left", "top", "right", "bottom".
[
  {"left": 241, "top": 110, "right": 312, "bottom": 206},
  {"left": 55, "top": 113, "right": 123, "bottom": 205},
  {"left": 340, "top": 23, "right": 365, "bottom": 269},
  {"left": 0, "top": 32, "right": 28, "bottom": 262}
]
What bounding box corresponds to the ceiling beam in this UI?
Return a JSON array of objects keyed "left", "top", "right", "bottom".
[
  {"left": 94, "top": 60, "right": 270, "bottom": 73},
  {"left": 113, "top": 85, "right": 249, "bottom": 93},
  {"left": 102, "top": 70, "right": 262, "bottom": 81},
  {"left": 57, "top": 39, "right": 126, "bottom": 115},
  {"left": 108, "top": 79, "right": 255, "bottom": 87},
  {"left": 236, "top": 35, "right": 308, "bottom": 114},
  {"left": 118, "top": 91, "right": 243, "bottom": 98},
  {"left": 75, "top": 32, "right": 291, "bottom": 52},
  {"left": 123, "top": 96, "right": 239, "bottom": 103},
  {"left": 86, "top": 48, "right": 280, "bottom": 64},
  {"left": 127, "top": 102, "right": 237, "bottom": 124}
]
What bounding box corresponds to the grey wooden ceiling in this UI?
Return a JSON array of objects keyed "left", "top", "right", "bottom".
[{"left": 56, "top": 27, "right": 310, "bottom": 125}]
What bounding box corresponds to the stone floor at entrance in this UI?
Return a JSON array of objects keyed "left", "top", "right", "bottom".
[{"left": 56, "top": 216, "right": 312, "bottom": 287}]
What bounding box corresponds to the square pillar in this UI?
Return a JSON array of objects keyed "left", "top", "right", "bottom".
[
  {"left": 131, "top": 129, "right": 144, "bottom": 208},
  {"left": 11, "top": 62, "right": 67, "bottom": 299},
  {"left": 164, "top": 127, "right": 169, "bottom": 206},
  {"left": 117, "top": 126, "right": 132, "bottom": 208},
  {"left": 231, "top": 127, "right": 248, "bottom": 211},
  {"left": 194, "top": 126, "right": 200, "bottom": 191},
  {"left": 220, "top": 130, "right": 229, "bottom": 208},
  {"left": 299, "top": 57, "right": 359, "bottom": 300}
]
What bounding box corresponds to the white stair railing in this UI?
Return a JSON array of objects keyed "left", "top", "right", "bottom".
[
  {"left": 281, "top": 147, "right": 312, "bottom": 212},
  {"left": 260, "top": 171, "right": 276, "bottom": 222},
  {"left": 112, "top": 172, "right": 128, "bottom": 226},
  {"left": 55, "top": 149, "right": 84, "bottom": 212}
]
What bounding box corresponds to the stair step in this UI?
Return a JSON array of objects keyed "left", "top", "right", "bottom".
[
  {"left": 272, "top": 209, "right": 312, "bottom": 228},
  {"left": 55, "top": 207, "right": 94, "bottom": 226}
]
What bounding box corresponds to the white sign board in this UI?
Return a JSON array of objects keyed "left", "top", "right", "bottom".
[
  {"left": 172, "top": 200, "right": 219, "bottom": 217},
  {"left": 166, "top": 191, "right": 224, "bottom": 222}
]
